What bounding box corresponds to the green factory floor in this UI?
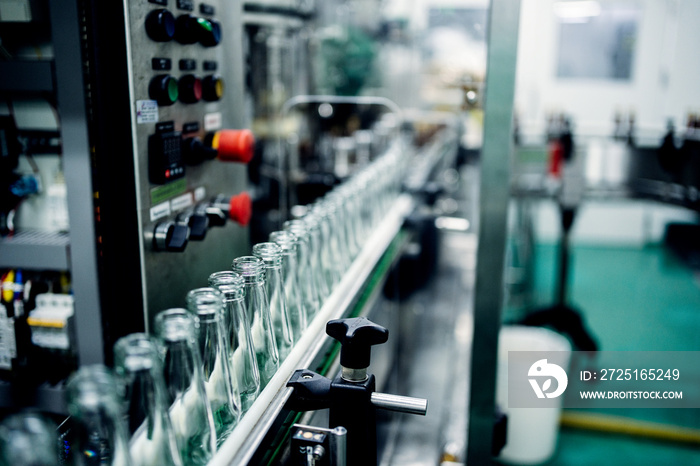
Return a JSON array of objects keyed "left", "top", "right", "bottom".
[{"left": 511, "top": 241, "right": 700, "bottom": 465}]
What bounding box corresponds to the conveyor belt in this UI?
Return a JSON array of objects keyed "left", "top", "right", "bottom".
[{"left": 210, "top": 195, "right": 414, "bottom": 465}]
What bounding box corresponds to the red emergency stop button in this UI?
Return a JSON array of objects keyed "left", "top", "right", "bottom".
[
  {"left": 212, "top": 129, "right": 254, "bottom": 164},
  {"left": 229, "top": 192, "right": 252, "bottom": 226}
]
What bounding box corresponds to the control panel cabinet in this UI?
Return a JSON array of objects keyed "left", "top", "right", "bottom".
[
  {"left": 124, "top": 0, "right": 251, "bottom": 328},
  {"left": 81, "top": 0, "right": 253, "bottom": 357}
]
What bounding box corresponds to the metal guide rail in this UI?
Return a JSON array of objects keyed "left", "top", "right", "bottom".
[{"left": 209, "top": 194, "right": 414, "bottom": 465}]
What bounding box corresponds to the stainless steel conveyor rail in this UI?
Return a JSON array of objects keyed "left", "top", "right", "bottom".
[{"left": 209, "top": 194, "right": 415, "bottom": 466}]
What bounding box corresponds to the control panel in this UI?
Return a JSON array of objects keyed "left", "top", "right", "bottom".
[{"left": 124, "top": 0, "right": 252, "bottom": 327}]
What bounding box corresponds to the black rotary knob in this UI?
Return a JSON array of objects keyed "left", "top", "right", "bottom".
[
  {"left": 174, "top": 14, "right": 199, "bottom": 44},
  {"left": 148, "top": 75, "right": 179, "bottom": 106},
  {"left": 181, "top": 137, "right": 217, "bottom": 164},
  {"left": 199, "top": 19, "right": 222, "bottom": 47},
  {"left": 202, "top": 75, "right": 224, "bottom": 101},
  {"left": 176, "top": 210, "right": 209, "bottom": 241},
  {"left": 153, "top": 221, "right": 189, "bottom": 252},
  {"left": 178, "top": 74, "right": 202, "bottom": 104},
  {"left": 195, "top": 202, "right": 227, "bottom": 227},
  {"left": 145, "top": 9, "right": 176, "bottom": 42}
]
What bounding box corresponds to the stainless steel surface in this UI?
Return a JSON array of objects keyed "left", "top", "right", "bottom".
[
  {"left": 467, "top": 0, "right": 522, "bottom": 463},
  {"left": 331, "top": 426, "right": 347, "bottom": 466},
  {"left": 209, "top": 194, "right": 413, "bottom": 466},
  {"left": 123, "top": 0, "right": 250, "bottom": 327},
  {"left": 370, "top": 392, "right": 428, "bottom": 416},
  {"left": 341, "top": 367, "right": 368, "bottom": 382},
  {"left": 152, "top": 222, "right": 171, "bottom": 251}
]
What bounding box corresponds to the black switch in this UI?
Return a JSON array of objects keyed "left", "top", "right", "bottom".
[
  {"left": 195, "top": 202, "right": 227, "bottom": 227},
  {"left": 182, "top": 137, "right": 216, "bottom": 165},
  {"left": 177, "top": 210, "right": 209, "bottom": 241},
  {"left": 199, "top": 19, "right": 221, "bottom": 47},
  {"left": 149, "top": 130, "right": 185, "bottom": 184},
  {"left": 153, "top": 221, "right": 189, "bottom": 252},
  {"left": 174, "top": 14, "right": 199, "bottom": 44},
  {"left": 145, "top": 8, "right": 175, "bottom": 42}
]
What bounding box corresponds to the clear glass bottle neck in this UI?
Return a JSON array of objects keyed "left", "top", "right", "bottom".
[
  {"left": 186, "top": 287, "right": 224, "bottom": 324},
  {"left": 209, "top": 271, "right": 245, "bottom": 302},
  {"left": 154, "top": 308, "right": 197, "bottom": 343},
  {"left": 114, "top": 333, "right": 161, "bottom": 375},
  {"left": 253, "top": 243, "right": 283, "bottom": 268},
  {"left": 233, "top": 256, "right": 266, "bottom": 285}
]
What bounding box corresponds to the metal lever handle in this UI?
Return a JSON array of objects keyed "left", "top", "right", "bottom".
[{"left": 370, "top": 392, "right": 428, "bottom": 416}]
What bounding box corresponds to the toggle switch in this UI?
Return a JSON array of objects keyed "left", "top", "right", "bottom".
[
  {"left": 145, "top": 8, "right": 176, "bottom": 42},
  {"left": 176, "top": 210, "right": 209, "bottom": 241},
  {"left": 210, "top": 129, "right": 255, "bottom": 164},
  {"left": 153, "top": 221, "right": 189, "bottom": 252},
  {"left": 195, "top": 202, "right": 227, "bottom": 227},
  {"left": 181, "top": 136, "right": 217, "bottom": 165}
]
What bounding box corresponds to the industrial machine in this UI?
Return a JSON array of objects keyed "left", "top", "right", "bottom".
[{"left": 0, "top": 0, "right": 461, "bottom": 464}]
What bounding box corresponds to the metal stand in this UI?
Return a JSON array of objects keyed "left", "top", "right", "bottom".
[{"left": 286, "top": 317, "right": 428, "bottom": 466}]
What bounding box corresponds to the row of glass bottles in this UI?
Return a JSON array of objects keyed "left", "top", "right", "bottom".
[
  {"left": 0, "top": 143, "right": 406, "bottom": 466},
  {"left": 285, "top": 146, "right": 406, "bottom": 301}
]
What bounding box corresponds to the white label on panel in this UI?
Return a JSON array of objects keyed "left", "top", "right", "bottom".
[
  {"left": 171, "top": 192, "right": 193, "bottom": 212},
  {"left": 204, "top": 112, "right": 222, "bottom": 131},
  {"left": 150, "top": 201, "right": 171, "bottom": 222},
  {"left": 194, "top": 186, "right": 206, "bottom": 202},
  {"left": 136, "top": 100, "right": 159, "bottom": 124}
]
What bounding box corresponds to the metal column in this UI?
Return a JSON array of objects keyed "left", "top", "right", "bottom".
[
  {"left": 466, "top": 0, "right": 521, "bottom": 463},
  {"left": 50, "top": 0, "right": 106, "bottom": 365}
]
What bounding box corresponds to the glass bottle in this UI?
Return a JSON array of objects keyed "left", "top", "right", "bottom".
[
  {"left": 185, "top": 287, "right": 241, "bottom": 445},
  {"left": 328, "top": 187, "right": 360, "bottom": 260},
  {"left": 231, "top": 256, "right": 279, "bottom": 389},
  {"left": 300, "top": 213, "right": 331, "bottom": 299},
  {"left": 208, "top": 271, "right": 260, "bottom": 412},
  {"left": 64, "top": 365, "right": 133, "bottom": 466},
  {"left": 311, "top": 201, "right": 344, "bottom": 288},
  {"left": 252, "top": 243, "right": 294, "bottom": 362},
  {"left": 153, "top": 309, "right": 216, "bottom": 466},
  {"left": 325, "top": 196, "right": 352, "bottom": 267},
  {"left": 0, "top": 411, "right": 58, "bottom": 466},
  {"left": 284, "top": 219, "right": 324, "bottom": 310},
  {"left": 269, "top": 230, "right": 307, "bottom": 340},
  {"left": 113, "top": 333, "right": 183, "bottom": 466}
]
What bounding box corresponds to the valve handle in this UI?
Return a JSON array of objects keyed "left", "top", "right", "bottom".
[{"left": 326, "top": 317, "right": 388, "bottom": 370}]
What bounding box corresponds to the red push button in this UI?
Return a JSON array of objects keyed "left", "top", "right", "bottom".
[
  {"left": 212, "top": 129, "right": 254, "bottom": 164},
  {"left": 229, "top": 192, "right": 252, "bottom": 226}
]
